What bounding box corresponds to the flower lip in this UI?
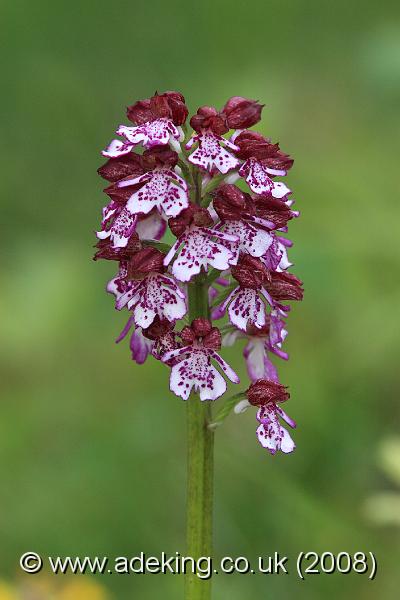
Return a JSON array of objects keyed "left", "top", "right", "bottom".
[
  {"left": 231, "top": 255, "right": 268, "bottom": 289},
  {"left": 247, "top": 379, "right": 290, "bottom": 406},
  {"left": 222, "top": 96, "right": 264, "bottom": 130},
  {"left": 126, "top": 247, "right": 166, "bottom": 279}
]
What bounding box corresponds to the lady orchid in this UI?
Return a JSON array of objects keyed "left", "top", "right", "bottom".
[{"left": 95, "top": 90, "right": 303, "bottom": 599}]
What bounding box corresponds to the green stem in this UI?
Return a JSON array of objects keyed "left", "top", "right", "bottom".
[{"left": 185, "top": 276, "right": 214, "bottom": 600}]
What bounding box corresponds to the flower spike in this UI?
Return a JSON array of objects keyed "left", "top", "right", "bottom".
[{"left": 95, "top": 92, "right": 302, "bottom": 456}]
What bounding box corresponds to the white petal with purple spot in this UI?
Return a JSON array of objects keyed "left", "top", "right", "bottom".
[
  {"left": 124, "top": 169, "right": 189, "bottom": 218},
  {"left": 117, "top": 118, "right": 180, "bottom": 149},
  {"left": 97, "top": 207, "right": 138, "bottom": 248},
  {"left": 239, "top": 158, "right": 291, "bottom": 198},
  {"left": 187, "top": 132, "right": 239, "bottom": 174},
  {"left": 256, "top": 404, "right": 295, "bottom": 454},
  {"left": 168, "top": 226, "right": 236, "bottom": 283},
  {"left": 221, "top": 220, "right": 273, "bottom": 264},
  {"left": 228, "top": 288, "right": 266, "bottom": 331},
  {"left": 169, "top": 349, "right": 227, "bottom": 400}
]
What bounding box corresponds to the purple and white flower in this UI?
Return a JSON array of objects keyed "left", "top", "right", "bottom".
[
  {"left": 103, "top": 119, "right": 184, "bottom": 157},
  {"left": 261, "top": 235, "right": 292, "bottom": 272},
  {"left": 239, "top": 157, "right": 291, "bottom": 198},
  {"left": 256, "top": 403, "right": 296, "bottom": 454},
  {"left": 162, "top": 319, "right": 239, "bottom": 401},
  {"left": 164, "top": 225, "right": 238, "bottom": 283},
  {"left": 107, "top": 269, "right": 187, "bottom": 329},
  {"left": 97, "top": 204, "right": 166, "bottom": 249},
  {"left": 219, "top": 219, "right": 273, "bottom": 265},
  {"left": 118, "top": 167, "right": 189, "bottom": 219},
  {"left": 213, "top": 286, "right": 273, "bottom": 331},
  {"left": 186, "top": 132, "right": 240, "bottom": 174},
  {"left": 96, "top": 202, "right": 137, "bottom": 248}
]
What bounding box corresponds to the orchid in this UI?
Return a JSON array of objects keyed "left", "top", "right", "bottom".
[{"left": 95, "top": 91, "right": 303, "bottom": 599}]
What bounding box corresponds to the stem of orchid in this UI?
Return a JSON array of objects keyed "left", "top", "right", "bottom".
[{"left": 185, "top": 275, "right": 214, "bottom": 600}]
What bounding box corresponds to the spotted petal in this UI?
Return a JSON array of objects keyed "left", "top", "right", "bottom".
[
  {"left": 122, "top": 274, "right": 187, "bottom": 328},
  {"left": 239, "top": 158, "right": 291, "bottom": 198},
  {"left": 117, "top": 118, "right": 181, "bottom": 149},
  {"left": 221, "top": 220, "right": 273, "bottom": 265},
  {"left": 256, "top": 404, "right": 295, "bottom": 454},
  {"left": 228, "top": 288, "right": 266, "bottom": 331},
  {"left": 187, "top": 132, "right": 239, "bottom": 174},
  {"left": 97, "top": 207, "right": 138, "bottom": 248},
  {"left": 123, "top": 169, "right": 189, "bottom": 218},
  {"left": 169, "top": 348, "right": 227, "bottom": 401},
  {"left": 102, "top": 139, "right": 134, "bottom": 158},
  {"left": 168, "top": 226, "right": 236, "bottom": 283}
]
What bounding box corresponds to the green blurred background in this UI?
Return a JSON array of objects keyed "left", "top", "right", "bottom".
[{"left": 2, "top": 0, "right": 400, "bottom": 598}]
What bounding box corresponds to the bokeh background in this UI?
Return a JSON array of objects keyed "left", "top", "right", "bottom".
[{"left": 2, "top": 0, "right": 400, "bottom": 598}]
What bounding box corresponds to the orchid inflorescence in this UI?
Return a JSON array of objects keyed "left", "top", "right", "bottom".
[{"left": 94, "top": 91, "right": 303, "bottom": 455}]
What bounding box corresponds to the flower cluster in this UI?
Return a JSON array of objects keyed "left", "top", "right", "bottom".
[{"left": 95, "top": 91, "right": 303, "bottom": 455}]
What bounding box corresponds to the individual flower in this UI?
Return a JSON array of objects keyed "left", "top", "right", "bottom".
[
  {"left": 186, "top": 105, "right": 240, "bottom": 174},
  {"left": 212, "top": 184, "right": 274, "bottom": 264},
  {"left": 212, "top": 255, "right": 273, "bottom": 331},
  {"left": 107, "top": 248, "right": 187, "bottom": 328},
  {"left": 164, "top": 205, "right": 239, "bottom": 282},
  {"left": 103, "top": 91, "right": 187, "bottom": 156},
  {"left": 117, "top": 146, "right": 189, "bottom": 218},
  {"left": 162, "top": 319, "right": 239, "bottom": 400},
  {"left": 186, "top": 132, "right": 240, "bottom": 174},
  {"left": 233, "top": 130, "right": 293, "bottom": 197},
  {"left": 239, "top": 379, "right": 296, "bottom": 455}
]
